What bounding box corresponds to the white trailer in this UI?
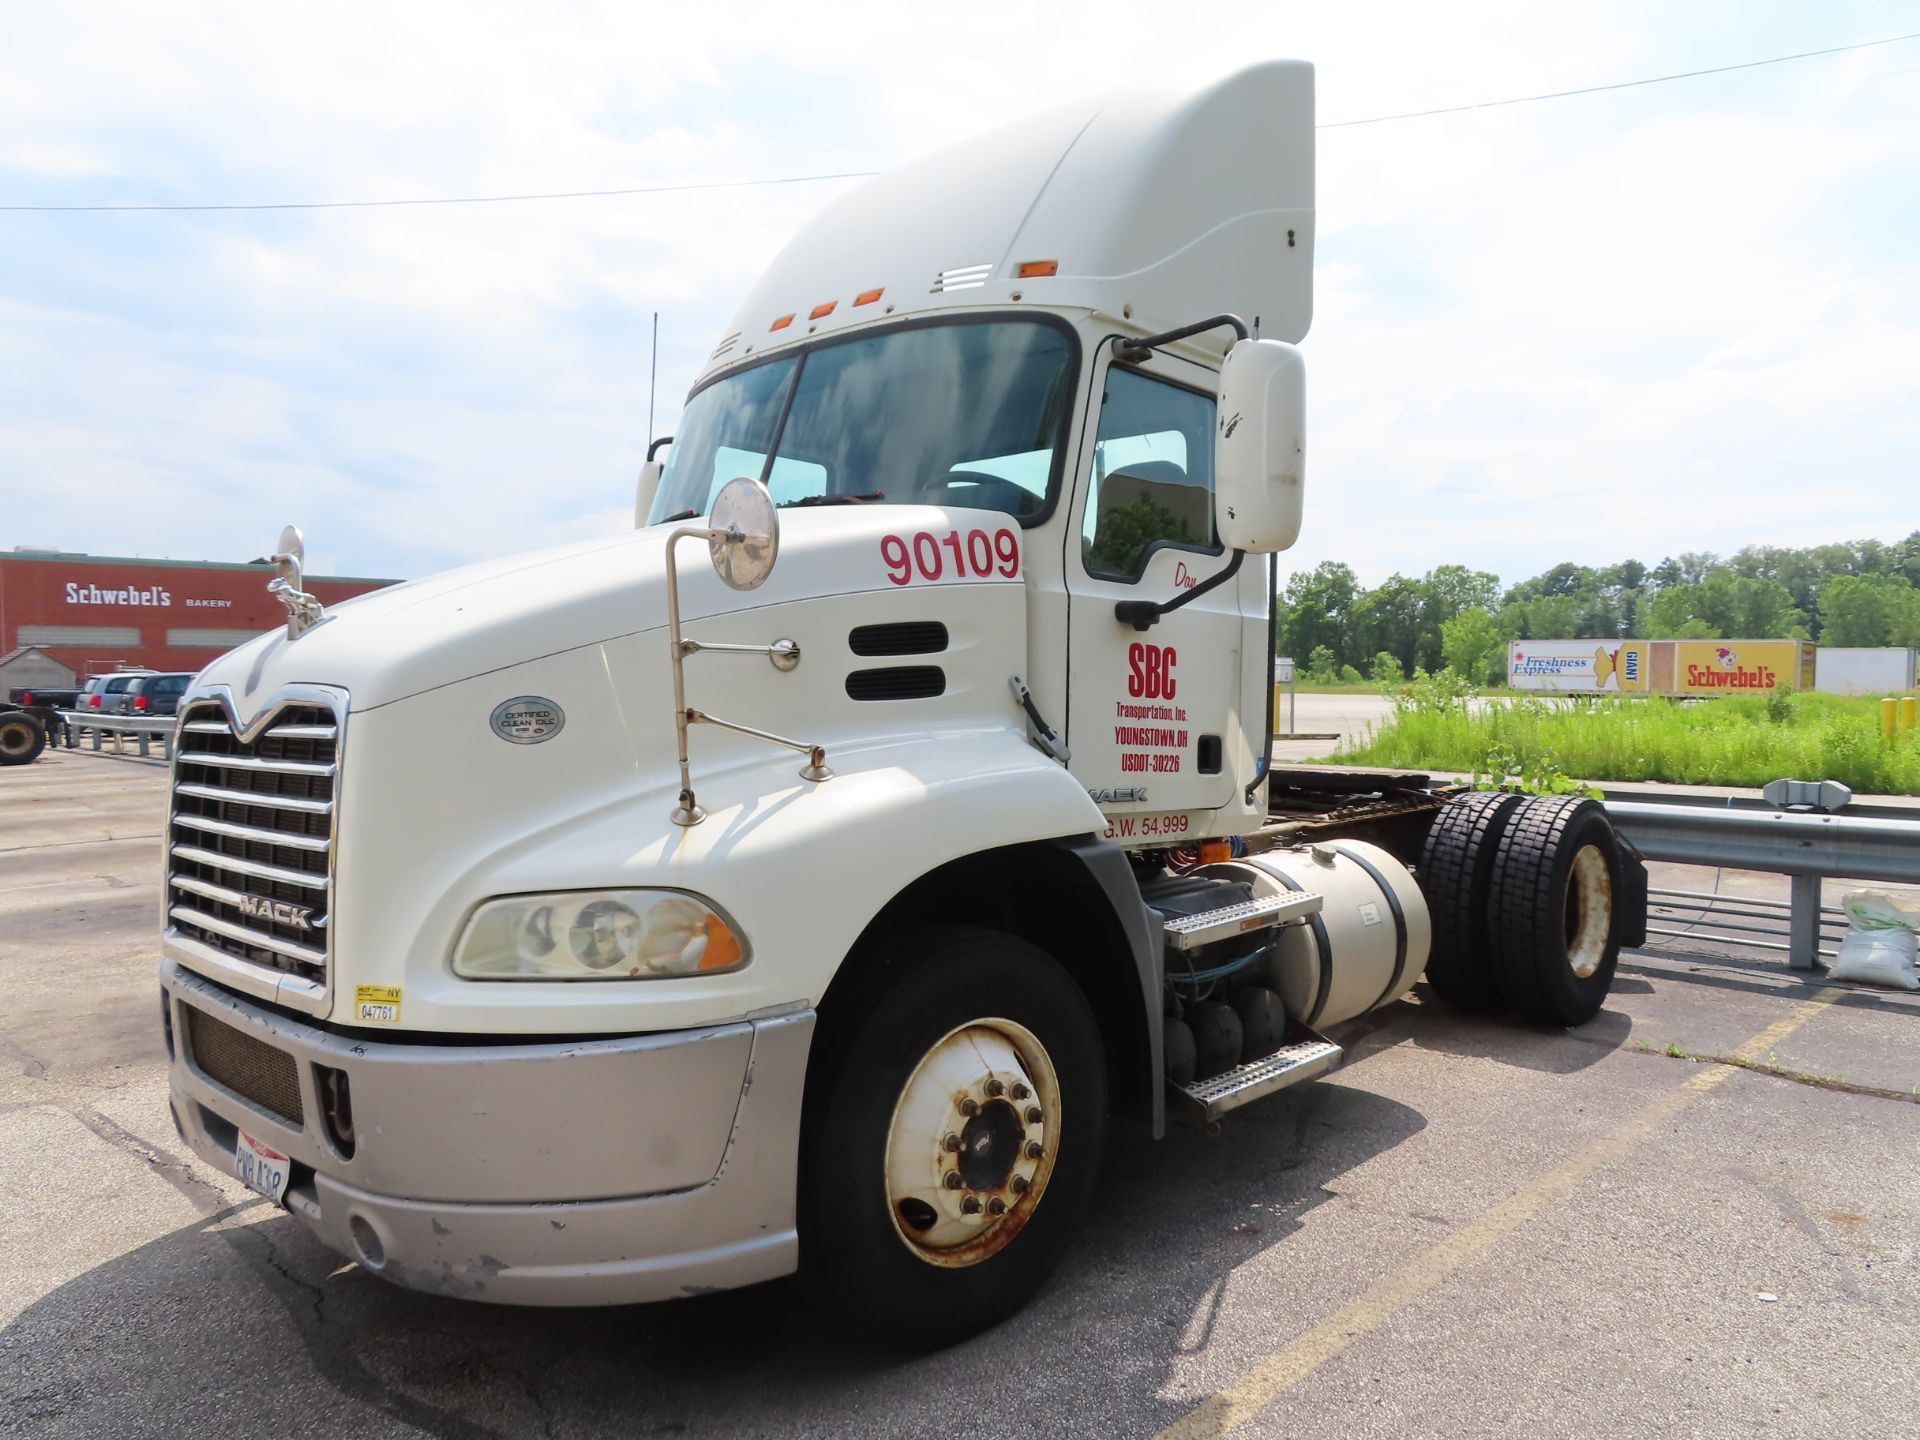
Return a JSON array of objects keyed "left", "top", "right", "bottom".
[
  {"left": 156, "top": 63, "right": 1643, "bottom": 1344},
  {"left": 1815, "top": 647, "right": 1918, "bottom": 696}
]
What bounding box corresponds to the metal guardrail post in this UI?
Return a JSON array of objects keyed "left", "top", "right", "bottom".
[{"left": 1787, "top": 875, "right": 1823, "bottom": 971}]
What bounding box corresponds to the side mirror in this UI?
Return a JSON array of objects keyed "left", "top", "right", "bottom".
[
  {"left": 635, "top": 435, "right": 674, "bottom": 528},
  {"left": 1214, "top": 339, "right": 1305, "bottom": 553},
  {"left": 635, "top": 460, "right": 665, "bottom": 528}
]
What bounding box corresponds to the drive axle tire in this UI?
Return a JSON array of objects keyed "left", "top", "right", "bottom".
[
  {"left": 0, "top": 711, "right": 47, "bottom": 766},
  {"left": 799, "top": 925, "right": 1107, "bottom": 1348},
  {"left": 1487, "top": 796, "right": 1621, "bottom": 1027},
  {"left": 1418, "top": 791, "right": 1523, "bottom": 1013}
]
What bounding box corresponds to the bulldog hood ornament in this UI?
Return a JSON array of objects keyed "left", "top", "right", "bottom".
[{"left": 268, "top": 524, "right": 327, "bottom": 639}]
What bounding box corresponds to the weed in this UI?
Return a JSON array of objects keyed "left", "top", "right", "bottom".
[{"left": 1333, "top": 690, "right": 1920, "bottom": 794}]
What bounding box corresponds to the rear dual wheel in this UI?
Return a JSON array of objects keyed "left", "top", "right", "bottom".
[
  {"left": 799, "top": 926, "right": 1106, "bottom": 1348},
  {"left": 1421, "top": 793, "right": 1622, "bottom": 1027},
  {"left": 1487, "top": 796, "right": 1621, "bottom": 1026}
]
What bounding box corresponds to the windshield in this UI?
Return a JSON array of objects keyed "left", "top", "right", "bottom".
[{"left": 650, "top": 319, "right": 1077, "bottom": 525}]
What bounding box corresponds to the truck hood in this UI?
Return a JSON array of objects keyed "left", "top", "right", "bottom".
[{"left": 198, "top": 506, "right": 1015, "bottom": 713}]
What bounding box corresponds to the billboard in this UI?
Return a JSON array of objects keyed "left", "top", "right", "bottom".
[
  {"left": 1509, "top": 639, "right": 1818, "bottom": 696},
  {"left": 1672, "top": 640, "right": 1814, "bottom": 694},
  {"left": 1507, "top": 641, "right": 1651, "bottom": 693}
]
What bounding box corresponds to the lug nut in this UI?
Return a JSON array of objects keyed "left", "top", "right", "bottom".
[
  {"left": 1024, "top": 1142, "right": 1044, "bottom": 1161},
  {"left": 961, "top": 1195, "right": 982, "bottom": 1215},
  {"left": 1010, "top": 1083, "right": 1030, "bottom": 1101},
  {"left": 959, "top": 1098, "right": 979, "bottom": 1117},
  {"left": 1011, "top": 1173, "right": 1031, "bottom": 1194},
  {"left": 943, "top": 1133, "right": 961, "bottom": 1153},
  {"left": 1026, "top": 1106, "right": 1043, "bottom": 1125},
  {"left": 987, "top": 1197, "right": 1007, "bottom": 1216},
  {"left": 944, "top": 1171, "right": 964, "bottom": 1190},
  {"left": 985, "top": 1079, "right": 1005, "bottom": 1098}
]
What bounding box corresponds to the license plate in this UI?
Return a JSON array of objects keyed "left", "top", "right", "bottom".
[{"left": 235, "top": 1130, "right": 291, "bottom": 1204}]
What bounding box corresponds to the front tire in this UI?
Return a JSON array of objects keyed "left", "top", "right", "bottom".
[{"left": 799, "top": 925, "right": 1107, "bottom": 1348}]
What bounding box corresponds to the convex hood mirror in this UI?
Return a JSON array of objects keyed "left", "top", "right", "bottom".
[
  {"left": 707, "top": 476, "right": 780, "bottom": 590},
  {"left": 1214, "top": 339, "right": 1305, "bottom": 554}
]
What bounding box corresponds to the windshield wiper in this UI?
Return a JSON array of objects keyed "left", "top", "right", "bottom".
[
  {"left": 778, "top": 491, "right": 886, "bottom": 508},
  {"left": 659, "top": 508, "right": 699, "bottom": 523}
]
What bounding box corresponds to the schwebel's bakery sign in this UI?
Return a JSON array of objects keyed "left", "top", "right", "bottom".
[
  {"left": 64, "top": 581, "right": 174, "bottom": 607},
  {"left": 62, "top": 580, "right": 235, "bottom": 610},
  {"left": 1673, "top": 640, "right": 1814, "bottom": 694}
]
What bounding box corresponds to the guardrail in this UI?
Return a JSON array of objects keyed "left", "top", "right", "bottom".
[
  {"left": 1604, "top": 781, "right": 1920, "bottom": 971},
  {"left": 53, "top": 711, "right": 177, "bottom": 762}
]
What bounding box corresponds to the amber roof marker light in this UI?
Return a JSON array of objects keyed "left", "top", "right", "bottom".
[
  {"left": 1015, "top": 260, "right": 1059, "bottom": 278},
  {"left": 853, "top": 287, "right": 884, "bottom": 306},
  {"left": 770, "top": 313, "right": 795, "bottom": 331},
  {"left": 809, "top": 301, "right": 837, "bottom": 319}
]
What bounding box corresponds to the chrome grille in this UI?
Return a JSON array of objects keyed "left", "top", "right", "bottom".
[{"left": 167, "top": 698, "right": 339, "bottom": 993}]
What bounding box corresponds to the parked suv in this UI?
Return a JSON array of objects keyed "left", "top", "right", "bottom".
[
  {"left": 92, "top": 673, "right": 152, "bottom": 715},
  {"left": 123, "top": 672, "right": 194, "bottom": 717}
]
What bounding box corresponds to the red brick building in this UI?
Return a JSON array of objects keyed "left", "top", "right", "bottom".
[{"left": 0, "top": 549, "right": 397, "bottom": 688}]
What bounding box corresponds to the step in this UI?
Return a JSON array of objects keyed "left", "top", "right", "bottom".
[
  {"left": 1172, "top": 1037, "right": 1345, "bottom": 1122},
  {"left": 1161, "top": 891, "right": 1323, "bottom": 952}
]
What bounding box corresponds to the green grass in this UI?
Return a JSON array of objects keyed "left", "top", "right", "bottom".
[{"left": 1334, "top": 689, "right": 1920, "bottom": 795}]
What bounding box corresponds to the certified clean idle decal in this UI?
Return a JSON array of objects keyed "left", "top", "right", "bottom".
[{"left": 490, "top": 696, "right": 566, "bottom": 744}]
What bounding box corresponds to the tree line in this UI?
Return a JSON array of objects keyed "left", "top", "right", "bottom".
[{"left": 1278, "top": 532, "right": 1920, "bottom": 686}]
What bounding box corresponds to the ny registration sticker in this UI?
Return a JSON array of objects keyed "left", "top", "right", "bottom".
[{"left": 354, "top": 985, "right": 403, "bottom": 1025}]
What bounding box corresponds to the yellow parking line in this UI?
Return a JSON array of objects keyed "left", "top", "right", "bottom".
[{"left": 1157, "top": 988, "right": 1846, "bottom": 1440}]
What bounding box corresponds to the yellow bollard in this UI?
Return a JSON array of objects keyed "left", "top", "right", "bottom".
[
  {"left": 1884, "top": 697, "right": 1900, "bottom": 743},
  {"left": 1901, "top": 696, "right": 1917, "bottom": 736}
]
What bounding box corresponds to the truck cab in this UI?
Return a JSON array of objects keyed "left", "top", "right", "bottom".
[{"left": 156, "top": 61, "right": 1631, "bottom": 1344}]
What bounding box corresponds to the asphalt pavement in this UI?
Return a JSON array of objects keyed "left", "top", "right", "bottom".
[{"left": 3, "top": 748, "right": 1916, "bottom": 1440}]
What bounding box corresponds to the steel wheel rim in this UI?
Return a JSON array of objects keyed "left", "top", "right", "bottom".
[
  {"left": 1565, "top": 845, "right": 1613, "bottom": 980},
  {"left": 883, "top": 1017, "right": 1060, "bottom": 1268}
]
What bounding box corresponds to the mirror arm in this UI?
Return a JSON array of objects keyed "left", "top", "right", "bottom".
[
  {"left": 1113, "top": 550, "right": 1244, "bottom": 632},
  {"left": 647, "top": 434, "right": 673, "bottom": 461},
  {"left": 1111, "top": 313, "right": 1249, "bottom": 366}
]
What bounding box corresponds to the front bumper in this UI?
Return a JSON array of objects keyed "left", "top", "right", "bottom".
[{"left": 161, "top": 959, "right": 814, "bottom": 1305}]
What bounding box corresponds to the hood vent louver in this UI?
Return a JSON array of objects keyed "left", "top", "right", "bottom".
[
  {"left": 846, "top": 666, "right": 946, "bottom": 702},
  {"left": 849, "top": 621, "right": 949, "bottom": 657}
]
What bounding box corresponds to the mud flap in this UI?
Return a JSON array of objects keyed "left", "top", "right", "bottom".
[{"left": 1614, "top": 839, "right": 1649, "bottom": 950}]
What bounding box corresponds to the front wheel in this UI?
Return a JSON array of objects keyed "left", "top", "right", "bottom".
[{"left": 799, "top": 925, "right": 1107, "bottom": 1347}]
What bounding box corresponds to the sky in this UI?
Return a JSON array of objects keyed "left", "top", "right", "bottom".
[{"left": 2, "top": 2, "right": 1916, "bottom": 589}]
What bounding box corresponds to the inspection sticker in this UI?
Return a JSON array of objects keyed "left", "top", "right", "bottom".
[{"left": 354, "top": 985, "right": 403, "bottom": 1025}]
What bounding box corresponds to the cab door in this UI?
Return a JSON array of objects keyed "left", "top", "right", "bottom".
[{"left": 1062, "top": 346, "right": 1252, "bottom": 839}]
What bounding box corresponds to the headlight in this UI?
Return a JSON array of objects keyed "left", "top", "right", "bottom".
[{"left": 453, "top": 890, "right": 748, "bottom": 981}]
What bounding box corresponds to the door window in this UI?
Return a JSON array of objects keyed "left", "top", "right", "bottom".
[{"left": 1081, "top": 368, "right": 1217, "bottom": 582}]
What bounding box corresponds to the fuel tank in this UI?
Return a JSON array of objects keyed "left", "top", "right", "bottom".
[{"left": 1205, "top": 840, "right": 1430, "bottom": 1027}]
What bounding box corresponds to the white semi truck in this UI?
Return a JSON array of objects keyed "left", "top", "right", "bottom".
[{"left": 158, "top": 61, "right": 1644, "bottom": 1345}]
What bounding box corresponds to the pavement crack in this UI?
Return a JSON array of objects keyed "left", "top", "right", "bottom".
[
  {"left": 1630, "top": 1040, "right": 1920, "bottom": 1106},
  {"left": 66, "top": 1102, "right": 227, "bottom": 1215}
]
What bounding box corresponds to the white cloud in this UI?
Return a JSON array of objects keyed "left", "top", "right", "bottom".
[{"left": 1, "top": 1, "right": 1914, "bottom": 589}]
